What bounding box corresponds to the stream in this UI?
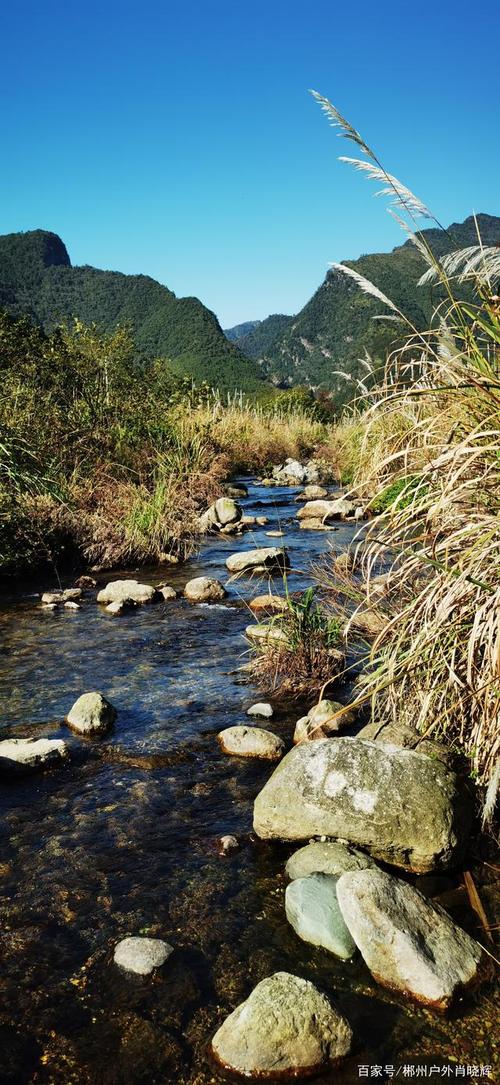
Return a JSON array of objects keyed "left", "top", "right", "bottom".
[{"left": 0, "top": 480, "right": 497, "bottom": 1084}]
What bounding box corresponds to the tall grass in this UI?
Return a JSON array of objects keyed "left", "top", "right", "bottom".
[{"left": 313, "top": 92, "right": 500, "bottom": 814}]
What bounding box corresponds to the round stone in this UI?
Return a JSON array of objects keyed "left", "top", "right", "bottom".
[{"left": 113, "top": 936, "right": 174, "bottom": 975}]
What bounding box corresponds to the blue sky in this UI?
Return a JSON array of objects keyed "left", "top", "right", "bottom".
[{"left": 1, "top": 0, "right": 499, "bottom": 326}]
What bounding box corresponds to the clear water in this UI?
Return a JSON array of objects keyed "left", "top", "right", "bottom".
[{"left": 0, "top": 482, "right": 497, "bottom": 1084}]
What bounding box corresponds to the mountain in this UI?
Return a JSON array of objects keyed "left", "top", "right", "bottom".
[
  {"left": 224, "top": 319, "right": 261, "bottom": 341},
  {"left": 0, "top": 230, "right": 266, "bottom": 393},
  {"left": 249, "top": 214, "right": 500, "bottom": 400},
  {"left": 227, "top": 314, "right": 294, "bottom": 363}
]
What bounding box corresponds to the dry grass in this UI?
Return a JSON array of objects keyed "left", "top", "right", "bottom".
[{"left": 312, "top": 92, "right": 500, "bottom": 814}]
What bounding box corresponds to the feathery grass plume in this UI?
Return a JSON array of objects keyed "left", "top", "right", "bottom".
[
  {"left": 339, "top": 157, "right": 433, "bottom": 221},
  {"left": 329, "top": 261, "right": 401, "bottom": 313},
  {"left": 418, "top": 245, "right": 500, "bottom": 288},
  {"left": 314, "top": 98, "right": 500, "bottom": 819},
  {"left": 309, "top": 91, "right": 375, "bottom": 159}
]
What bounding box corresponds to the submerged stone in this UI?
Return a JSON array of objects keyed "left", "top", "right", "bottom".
[
  {"left": 211, "top": 971, "right": 352, "bottom": 1077},
  {"left": 285, "top": 873, "right": 356, "bottom": 959},
  {"left": 218, "top": 726, "right": 284, "bottom": 760},
  {"left": 113, "top": 936, "right": 173, "bottom": 976}
]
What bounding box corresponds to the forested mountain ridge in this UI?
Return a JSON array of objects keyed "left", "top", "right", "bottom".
[
  {"left": 226, "top": 313, "right": 294, "bottom": 362},
  {"left": 0, "top": 230, "right": 266, "bottom": 392},
  {"left": 236, "top": 214, "right": 500, "bottom": 400}
]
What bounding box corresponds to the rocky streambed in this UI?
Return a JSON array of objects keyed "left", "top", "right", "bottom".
[{"left": 0, "top": 478, "right": 497, "bottom": 1083}]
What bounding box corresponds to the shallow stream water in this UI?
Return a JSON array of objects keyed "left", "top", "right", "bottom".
[{"left": 0, "top": 481, "right": 497, "bottom": 1084}]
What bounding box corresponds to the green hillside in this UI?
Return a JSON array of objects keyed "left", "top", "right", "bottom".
[
  {"left": 224, "top": 319, "right": 261, "bottom": 341},
  {"left": 0, "top": 230, "right": 266, "bottom": 393},
  {"left": 230, "top": 313, "right": 294, "bottom": 364},
  {"left": 257, "top": 214, "right": 500, "bottom": 399}
]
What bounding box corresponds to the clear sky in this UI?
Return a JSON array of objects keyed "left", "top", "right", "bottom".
[{"left": 1, "top": 0, "right": 499, "bottom": 326}]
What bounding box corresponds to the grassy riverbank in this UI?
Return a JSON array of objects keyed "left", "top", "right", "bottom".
[{"left": 0, "top": 311, "right": 328, "bottom": 575}]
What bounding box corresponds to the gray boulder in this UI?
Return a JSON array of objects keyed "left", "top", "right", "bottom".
[
  {"left": 224, "top": 482, "right": 248, "bottom": 498},
  {"left": 286, "top": 841, "right": 376, "bottom": 881},
  {"left": 218, "top": 726, "right": 284, "bottom": 761},
  {"left": 226, "top": 547, "right": 289, "bottom": 574},
  {"left": 272, "top": 459, "right": 306, "bottom": 485},
  {"left": 253, "top": 737, "right": 469, "bottom": 872},
  {"left": 184, "top": 576, "right": 226, "bottom": 603},
  {"left": 97, "top": 580, "right": 159, "bottom": 606},
  {"left": 113, "top": 936, "right": 173, "bottom": 976},
  {"left": 285, "top": 874, "right": 356, "bottom": 959},
  {"left": 336, "top": 869, "right": 489, "bottom": 1009},
  {"left": 66, "top": 692, "right": 117, "bottom": 735},
  {"left": 211, "top": 972, "right": 352, "bottom": 1077},
  {"left": 0, "top": 737, "right": 69, "bottom": 776},
  {"left": 41, "top": 588, "right": 82, "bottom": 605}
]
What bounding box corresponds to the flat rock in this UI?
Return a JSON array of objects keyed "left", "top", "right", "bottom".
[
  {"left": 297, "top": 498, "right": 357, "bottom": 522},
  {"left": 285, "top": 874, "right": 356, "bottom": 959},
  {"left": 249, "top": 594, "right": 286, "bottom": 613},
  {"left": 224, "top": 483, "right": 248, "bottom": 498},
  {"left": 253, "top": 737, "right": 469, "bottom": 872},
  {"left": 41, "top": 588, "right": 82, "bottom": 605},
  {"left": 0, "top": 737, "right": 69, "bottom": 776},
  {"left": 247, "top": 702, "right": 273, "bottom": 718},
  {"left": 245, "top": 623, "right": 288, "bottom": 646},
  {"left": 293, "top": 700, "right": 355, "bottom": 743},
  {"left": 184, "top": 576, "right": 226, "bottom": 602},
  {"left": 66, "top": 692, "right": 117, "bottom": 735},
  {"left": 113, "top": 936, "right": 173, "bottom": 975},
  {"left": 97, "top": 579, "right": 159, "bottom": 606},
  {"left": 336, "top": 869, "right": 488, "bottom": 1010},
  {"left": 296, "top": 485, "right": 328, "bottom": 500},
  {"left": 218, "top": 726, "right": 284, "bottom": 760},
  {"left": 211, "top": 971, "right": 352, "bottom": 1078},
  {"left": 286, "top": 841, "right": 377, "bottom": 880},
  {"left": 226, "top": 547, "right": 289, "bottom": 574}
]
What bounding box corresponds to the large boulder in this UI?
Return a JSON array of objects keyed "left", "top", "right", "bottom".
[
  {"left": 285, "top": 874, "right": 356, "bottom": 959},
  {"left": 97, "top": 580, "right": 159, "bottom": 606},
  {"left": 253, "top": 737, "right": 469, "bottom": 872},
  {"left": 285, "top": 841, "right": 376, "bottom": 881},
  {"left": 66, "top": 692, "right": 117, "bottom": 736},
  {"left": 226, "top": 547, "right": 289, "bottom": 575},
  {"left": 211, "top": 972, "right": 352, "bottom": 1078},
  {"left": 293, "top": 700, "right": 355, "bottom": 743},
  {"left": 218, "top": 726, "right": 284, "bottom": 761},
  {"left": 0, "top": 737, "right": 69, "bottom": 776},
  {"left": 336, "top": 869, "right": 489, "bottom": 1010},
  {"left": 114, "top": 936, "right": 173, "bottom": 976},
  {"left": 183, "top": 577, "right": 226, "bottom": 603}
]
